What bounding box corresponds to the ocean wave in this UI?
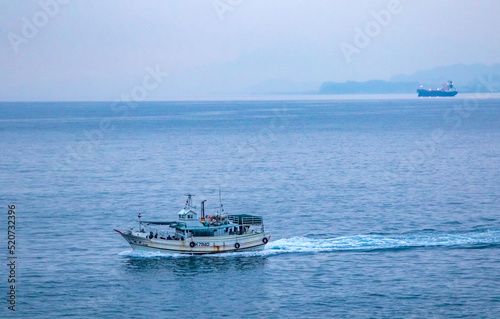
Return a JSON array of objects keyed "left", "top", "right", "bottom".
[{"left": 119, "top": 250, "right": 187, "bottom": 258}]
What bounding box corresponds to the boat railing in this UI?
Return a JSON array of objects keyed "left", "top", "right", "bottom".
[{"left": 227, "top": 214, "right": 263, "bottom": 226}]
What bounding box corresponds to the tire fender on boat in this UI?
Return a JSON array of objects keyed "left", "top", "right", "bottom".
[
  {"left": 262, "top": 237, "right": 268, "bottom": 244},
  {"left": 189, "top": 242, "right": 195, "bottom": 248},
  {"left": 234, "top": 243, "right": 240, "bottom": 249}
]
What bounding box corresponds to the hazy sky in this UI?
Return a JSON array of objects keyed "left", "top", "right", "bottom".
[{"left": 1, "top": 0, "right": 499, "bottom": 100}]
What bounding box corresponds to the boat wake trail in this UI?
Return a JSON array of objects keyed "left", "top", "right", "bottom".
[
  {"left": 118, "top": 228, "right": 500, "bottom": 259},
  {"left": 265, "top": 228, "right": 500, "bottom": 255}
]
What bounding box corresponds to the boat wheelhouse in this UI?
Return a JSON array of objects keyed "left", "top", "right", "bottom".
[{"left": 115, "top": 194, "right": 270, "bottom": 254}]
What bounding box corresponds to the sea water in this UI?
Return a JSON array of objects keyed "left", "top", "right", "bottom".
[{"left": 1, "top": 97, "right": 500, "bottom": 318}]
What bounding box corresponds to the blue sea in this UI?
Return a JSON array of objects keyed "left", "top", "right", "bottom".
[{"left": 1, "top": 96, "right": 500, "bottom": 318}]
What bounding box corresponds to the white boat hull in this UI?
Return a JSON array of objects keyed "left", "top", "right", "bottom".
[{"left": 116, "top": 230, "right": 270, "bottom": 255}]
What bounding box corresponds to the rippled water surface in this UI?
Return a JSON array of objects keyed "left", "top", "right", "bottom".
[{"left": 1, "top": 98, "right": 500, "bottom": 318}]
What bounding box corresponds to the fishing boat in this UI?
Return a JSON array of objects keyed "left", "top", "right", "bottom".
[
  {"left": 417, "top": 80, "right": 458, "bottom": 97},
  {"left": 115, "top": 194, "right": 270, "bottom": 255}
]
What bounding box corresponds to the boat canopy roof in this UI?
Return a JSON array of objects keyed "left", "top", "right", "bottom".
[{"left": 139, "top": 221, "right": 177, "bottom": 225}]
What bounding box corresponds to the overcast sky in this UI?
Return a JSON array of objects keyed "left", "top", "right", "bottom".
[{"left": 1, "top": 0, "right": 499, "bottom": 101}]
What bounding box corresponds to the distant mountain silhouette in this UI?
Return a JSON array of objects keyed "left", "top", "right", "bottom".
[
  {"left": 319, "top": 64, "right": 500, "bottom": 94},
  {"left": 391, "top": 63, "right": 500, "bottom": 93}
]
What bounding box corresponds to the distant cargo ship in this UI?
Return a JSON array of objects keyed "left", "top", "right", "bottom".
[{"left": 417, "top": 81, "right": 458, "bottom": 97}]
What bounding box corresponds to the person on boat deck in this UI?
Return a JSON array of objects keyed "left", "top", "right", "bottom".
[{"left": 167, "top": 235, "right": 171, "bottom": 240}]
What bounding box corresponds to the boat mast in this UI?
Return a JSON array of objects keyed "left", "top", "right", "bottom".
[
  {"left": 218, "top": 186, "right": 224, "bottom": 215},
  {"left": 184, "top": 193, "right": 195, "bottom": 208}
]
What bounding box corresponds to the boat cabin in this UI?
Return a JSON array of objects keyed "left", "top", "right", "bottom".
[{"left": 134, "top": 194, "right": 265, "bottom": 240}]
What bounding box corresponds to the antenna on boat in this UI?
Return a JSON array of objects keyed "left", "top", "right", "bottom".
[{"left": 218, "top": 186, "right": 224, "bottom": 214}]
